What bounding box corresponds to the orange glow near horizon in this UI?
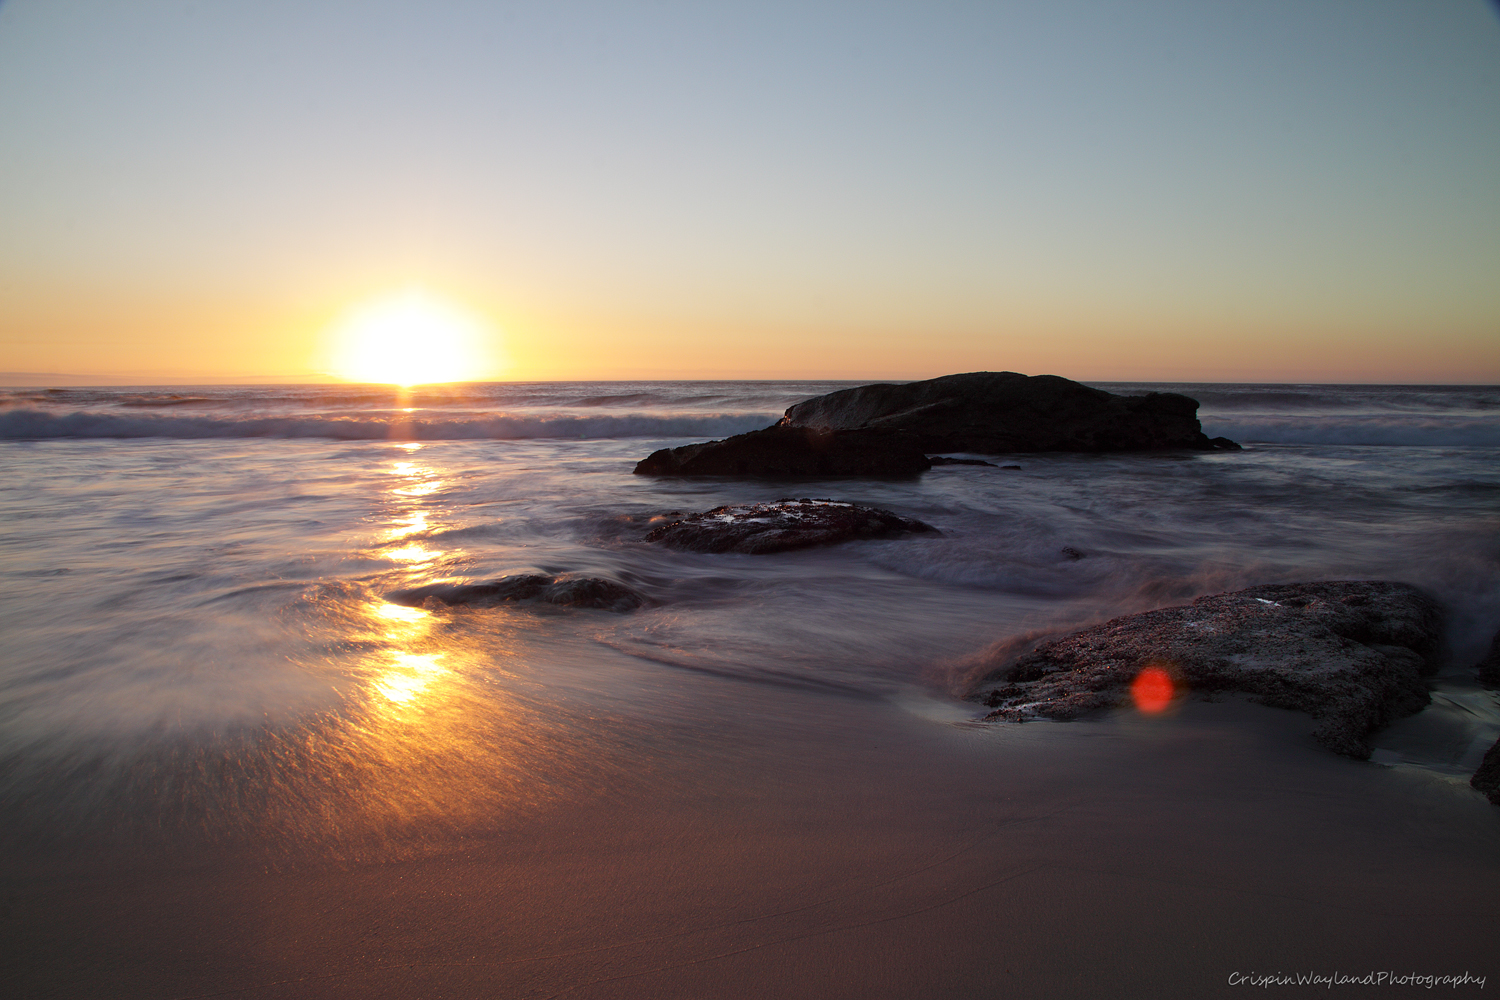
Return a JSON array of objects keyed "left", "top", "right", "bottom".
[
  {"left": 1131, "top": 666, "right": 1176, "bottom": 714},
  {"left": 6, "top": 284, "right": 1497, "bottom": 385},
  {"left": 324, "top": 290, "right": 498, "bottom": 386}
]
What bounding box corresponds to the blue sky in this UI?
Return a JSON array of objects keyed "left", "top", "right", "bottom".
[{"left": 1, "top": 0, "right": 1496, "bottom": 382}]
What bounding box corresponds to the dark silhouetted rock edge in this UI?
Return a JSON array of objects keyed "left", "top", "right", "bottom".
[
  {"left": 1472, "top": 626, "right": 1500, "bottom": 805},
  {"left": 782, "top": 371, "right": 1241, "bottom": 454},
  {"left": 387, "top": 574, "right": 645, "bottom": 612},
  {"left": 634, "top": 426, "right": 932, "bottom": 477},
  {"left": 633, "top": 371, "right": 1241, "bottom": 476},
  {"left": 928, "top": 456, "right": 998, "bottom": 467},
  {"left": 1471, "top": 738, "right": 1500, "bottom": 805},
  {"left": 974, "top": 581, "right": 1442, "bottom": 759},
  {"left": 643, "top": 499, "right": 936, "bottom": 554},
  {"left": 1474, "top": 626, "right": 1500, "bottom": 686}
]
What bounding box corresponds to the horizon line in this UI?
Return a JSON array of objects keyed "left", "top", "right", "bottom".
[{"left": 4, "top": 373, "right": 1498, "bottom": 390}]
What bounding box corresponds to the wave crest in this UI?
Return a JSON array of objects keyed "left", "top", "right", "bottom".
[{"left": 1201, "top": 416, "right": 1500, "bottom": 447}]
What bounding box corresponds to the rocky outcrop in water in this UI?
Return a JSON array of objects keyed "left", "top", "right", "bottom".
[
  {"left": 1471, "top": 739, "right": 1500, "bottom": 805},
  {"left": 1474, "top": 627, "right": 1500, "bottom": 686},
  {"left": 387, "top": 574, "right": 645, "bottom": 612},
  {"left": 633, "top": 425, "right": 932, "bottom": 477},
  {"left": 974, "top": 581, "right": 1442, "bottom": 759},
  {"left": 1472, "top": 626, "right": 1500, "bottom": 806},
  {"left": 633, "top": 372, "right": 1238, "bottom": 476},
  {"left": 928, "top": 456, "right": 999, "bottom": 467},
  {"left": 643, "top": 499, "right": 936, "bottom": 554},
  {"left": 781, "top": 371, "right": 1240, "bottom": 453}
]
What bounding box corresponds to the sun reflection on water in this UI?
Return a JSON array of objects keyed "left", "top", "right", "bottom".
[
  {"left": 85, "top": 559, "right": 638, "bottom": 859},
  {"left": 388, "top": 452, "right": 446, "bottom": 498},
  {"left": 374, "top": 601, "right": 428, "bottom": 625},
  {"left": 30, "top": 442, "right": 633, "bottom": 859},
  {"left": 376, "top": 447, "right": 454, "bottom": 565},
  {"left": 387, "top": 511, "right": 431, "bottom": 539},
  {"left": 375, "top": 651, "right": 448, "bottom": 704},
  {"left": 386, "top": 543, "right": 440, "bottom": 564}
]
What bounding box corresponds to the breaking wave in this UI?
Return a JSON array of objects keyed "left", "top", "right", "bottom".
[
  {"left": 0, "top": 409, "right": 776, "bottom": 441},
  {"left": 1200, "top": 416, "right": 1500, "bottom": 447}
]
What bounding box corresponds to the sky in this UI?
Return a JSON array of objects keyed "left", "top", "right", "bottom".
[{"left": 0, "top": 0, "right": 1497, "bottom": 384}]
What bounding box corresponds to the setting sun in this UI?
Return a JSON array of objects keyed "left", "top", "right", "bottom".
[{"left": 324, "top": 290, "right": 497, "bottom": 385}]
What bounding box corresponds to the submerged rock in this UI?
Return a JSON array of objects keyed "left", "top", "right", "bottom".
[
  {"left": 1471, "top": 739, "right": 1500, "bottom": 805},
  {"left": 633, "top": 425, "right": 931, "bottom": 477},
  {"left": 781, "top": 371, "right": 1240, "bottom": 453},
  {"left": 1472, "top": 627, "right": 1500, "bottom": 805},
  {"left": 928, "top": 456, "right": 998, "bottom": 467},
  {"left": 643, "top": 499, "right": 936, "bottom": 554},
  {"left": 387, "top": 574, "right": 645, "bottom": 612},
  {"left": 974, "top": 581, "right": 1443, "bottom": 759},
  {"left": 1474, "top": 627, "right": 1500, "bottom": 686}
]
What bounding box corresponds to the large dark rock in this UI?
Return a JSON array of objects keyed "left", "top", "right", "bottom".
[
  {"left": 387, "top": 574, "right": 645, "bottom": 612},
  {"left": 643, "top": 499, "right": 936, "bottom": 554},
  {"left": 1471, "top": 738, "right": 1500, "bottom": 805},
  {"left": 974, "top": 581, "right": 1443, "bottom": 758},
  {"left": 634, "top": 425, "right": 932, "bottom": 477},
  {"left": 781, "top": 371, "right": 1240, "bottom": 453},
  {"left": 1474, "top": 627, "right": 1500, "bottom": 686},
  {"left": 1472, "top": 628, "right": 1500, "bottom": 804}
]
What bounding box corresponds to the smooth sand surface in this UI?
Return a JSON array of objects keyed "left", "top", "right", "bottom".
[{"left": 4, "top": 690, "right": 1497, "bottom": 999}]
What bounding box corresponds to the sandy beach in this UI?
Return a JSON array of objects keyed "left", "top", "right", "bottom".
[{"left": 5, "top": 675, "right": 1496, "bottom": 999}]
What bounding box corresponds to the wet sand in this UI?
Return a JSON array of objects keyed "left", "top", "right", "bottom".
[{"left": 4, "top": 669, "right": 1496, "bottom": 1000}]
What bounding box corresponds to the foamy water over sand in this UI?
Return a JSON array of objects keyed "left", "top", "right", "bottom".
[{"left": 2, "top": 381, "right": 1498, "bottom": 997}]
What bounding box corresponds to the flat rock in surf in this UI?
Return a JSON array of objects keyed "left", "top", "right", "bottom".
[
  {"left": 633, "top": 425, "right": 932, "bottom": 477},
  {"left": 643, "top": 499, "right": 936, "bottom": 555},
  {"left": 974, "top": 581, "right": 1442, "bottom": 759},
  {"left": 387, "top": 574, "right": 645, "bottom": 612},
  {"left": 781, "top": 371, "right": 1241, "bottom": 453}
]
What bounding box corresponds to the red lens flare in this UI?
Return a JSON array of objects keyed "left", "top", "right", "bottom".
[{"left": 1130, "top": 666, "right": 1175, "bottom": 714}]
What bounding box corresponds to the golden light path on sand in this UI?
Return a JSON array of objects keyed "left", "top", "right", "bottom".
[
  {"left": 374, "top": 651, "right": 449, "bottom": 704},
  {"left": 226, "top": 439, "right": 628, "bottom": 855},
  {"left": 374, "top": 444, "right": 453, "bottom": 706},
  {"left": 369, "top": 602, "right": 449, "bottom": 705}
]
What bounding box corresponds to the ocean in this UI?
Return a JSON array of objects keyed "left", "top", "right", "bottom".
[{"left": 3, "top": 379, "right": 1498, "bottom": 997}]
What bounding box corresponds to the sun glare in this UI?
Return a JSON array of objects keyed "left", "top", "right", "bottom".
[
  {"left": 1131, "top": 665, "right": 1176, "bottom": 714},
  {"left": 326, "top": 290, "right": 495, "bottom": 385}
]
